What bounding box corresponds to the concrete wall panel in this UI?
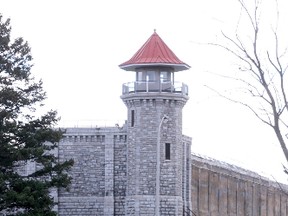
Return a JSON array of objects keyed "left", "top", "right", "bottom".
[{"left": 191, "top": 154, "right": 288, "bottom": 216}]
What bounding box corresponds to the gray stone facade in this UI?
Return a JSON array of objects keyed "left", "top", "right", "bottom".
[
  {"left": 57, "top": 118, "right": 192, "bottom": 215},
  {"left": 57, "top": 127, "right": 128, "bottom": 215},
  {"left": 56, "top": 31, "right": 193, "bottom": 215},
  {"left": 12, "top": 147, "right": 288, "bottom": 216},
  {"left": 121, "top": 92, "right": 191, "bottom": 215}
]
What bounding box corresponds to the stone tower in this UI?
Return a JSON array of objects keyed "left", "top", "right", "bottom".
[{"left": 119, "top": 31, "right": 192, "bottom": 215}]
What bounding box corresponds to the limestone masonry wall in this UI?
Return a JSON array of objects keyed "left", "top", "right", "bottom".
[
  {"left": 58, "top": 127, "right": 127, "bottom": 216},
  {"left": 55, "top": 127, "right": 288, "bottom": 216}
]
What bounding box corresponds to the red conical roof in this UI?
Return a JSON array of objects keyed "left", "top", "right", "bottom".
[{"left": 119, "top": 31, "right": 190, "bottom": 72}]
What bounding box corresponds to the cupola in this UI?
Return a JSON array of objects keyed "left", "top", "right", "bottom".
[
  {"left": 119, "top": 30, "right": 190, "bottom": 72},
  {"left": 119, "top": 30, "right": 190, "bottom": 96}
]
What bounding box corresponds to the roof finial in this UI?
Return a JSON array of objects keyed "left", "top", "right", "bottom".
[{"left": 154, "top": 29, "right": 156, "bottom": 33}]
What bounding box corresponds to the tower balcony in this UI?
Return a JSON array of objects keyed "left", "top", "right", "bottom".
[{"left": 122, "top": 81, "right": 188, "bottom": 96}]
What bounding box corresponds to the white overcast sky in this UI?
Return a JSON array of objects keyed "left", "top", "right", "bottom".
[{"left": 1, "top": 0, "right": 288, "bottom": 183}]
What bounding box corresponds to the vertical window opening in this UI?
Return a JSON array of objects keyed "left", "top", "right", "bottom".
[
  {"left": 160, "top": 71, "right": 171, "bottom": 83},
  {"left": 146, "top": 71, "right": 156, "bottom": 82},
  {"left": 137, "top": 71, "right": 144, "bottom": 81},
  {"left": 131, "top": 110, "right": 135, "bottom": 127},
  {"left": 165, "top": 143, "right": 171, "bottom": 160}
]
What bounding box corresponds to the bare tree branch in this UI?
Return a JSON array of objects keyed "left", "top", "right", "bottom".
[
  {"left": 209, "top": 0, "right": 288, "bottom": 163},
  {"left": 205, "top": 85, "right": 272, "bottom": 127}
]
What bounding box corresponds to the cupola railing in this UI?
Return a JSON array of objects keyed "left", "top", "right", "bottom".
[{"left": 122, "top": 81, "right": 188, "bottom": 95}]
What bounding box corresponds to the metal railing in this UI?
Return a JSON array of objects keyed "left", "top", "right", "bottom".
[{"left": 122, "top": 81, "right": 188, "bottom": 95}]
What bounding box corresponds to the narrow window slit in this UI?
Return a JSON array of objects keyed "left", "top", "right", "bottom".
[
  {"left": 131, "top": 110, "right": 135, "bottom": 127},
  {"left": 165, "top": 143, "right": 171, "bottom": 160}
]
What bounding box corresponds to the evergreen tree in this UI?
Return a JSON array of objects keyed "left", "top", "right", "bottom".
[{"left": 0, "top": 15, "right": 73, "bottom": 215}]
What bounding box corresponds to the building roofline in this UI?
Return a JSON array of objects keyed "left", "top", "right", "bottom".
[{"left": 119, "top": 63, "right": 190, "bottom": 72}]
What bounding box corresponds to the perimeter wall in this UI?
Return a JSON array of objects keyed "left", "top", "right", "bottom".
[{"left": 191, "top": 154, "right": 288, "bottom": 216}]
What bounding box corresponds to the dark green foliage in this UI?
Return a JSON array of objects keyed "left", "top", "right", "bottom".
[{"left": 0, "top": 15, "right": 74, "bottom": 215}]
